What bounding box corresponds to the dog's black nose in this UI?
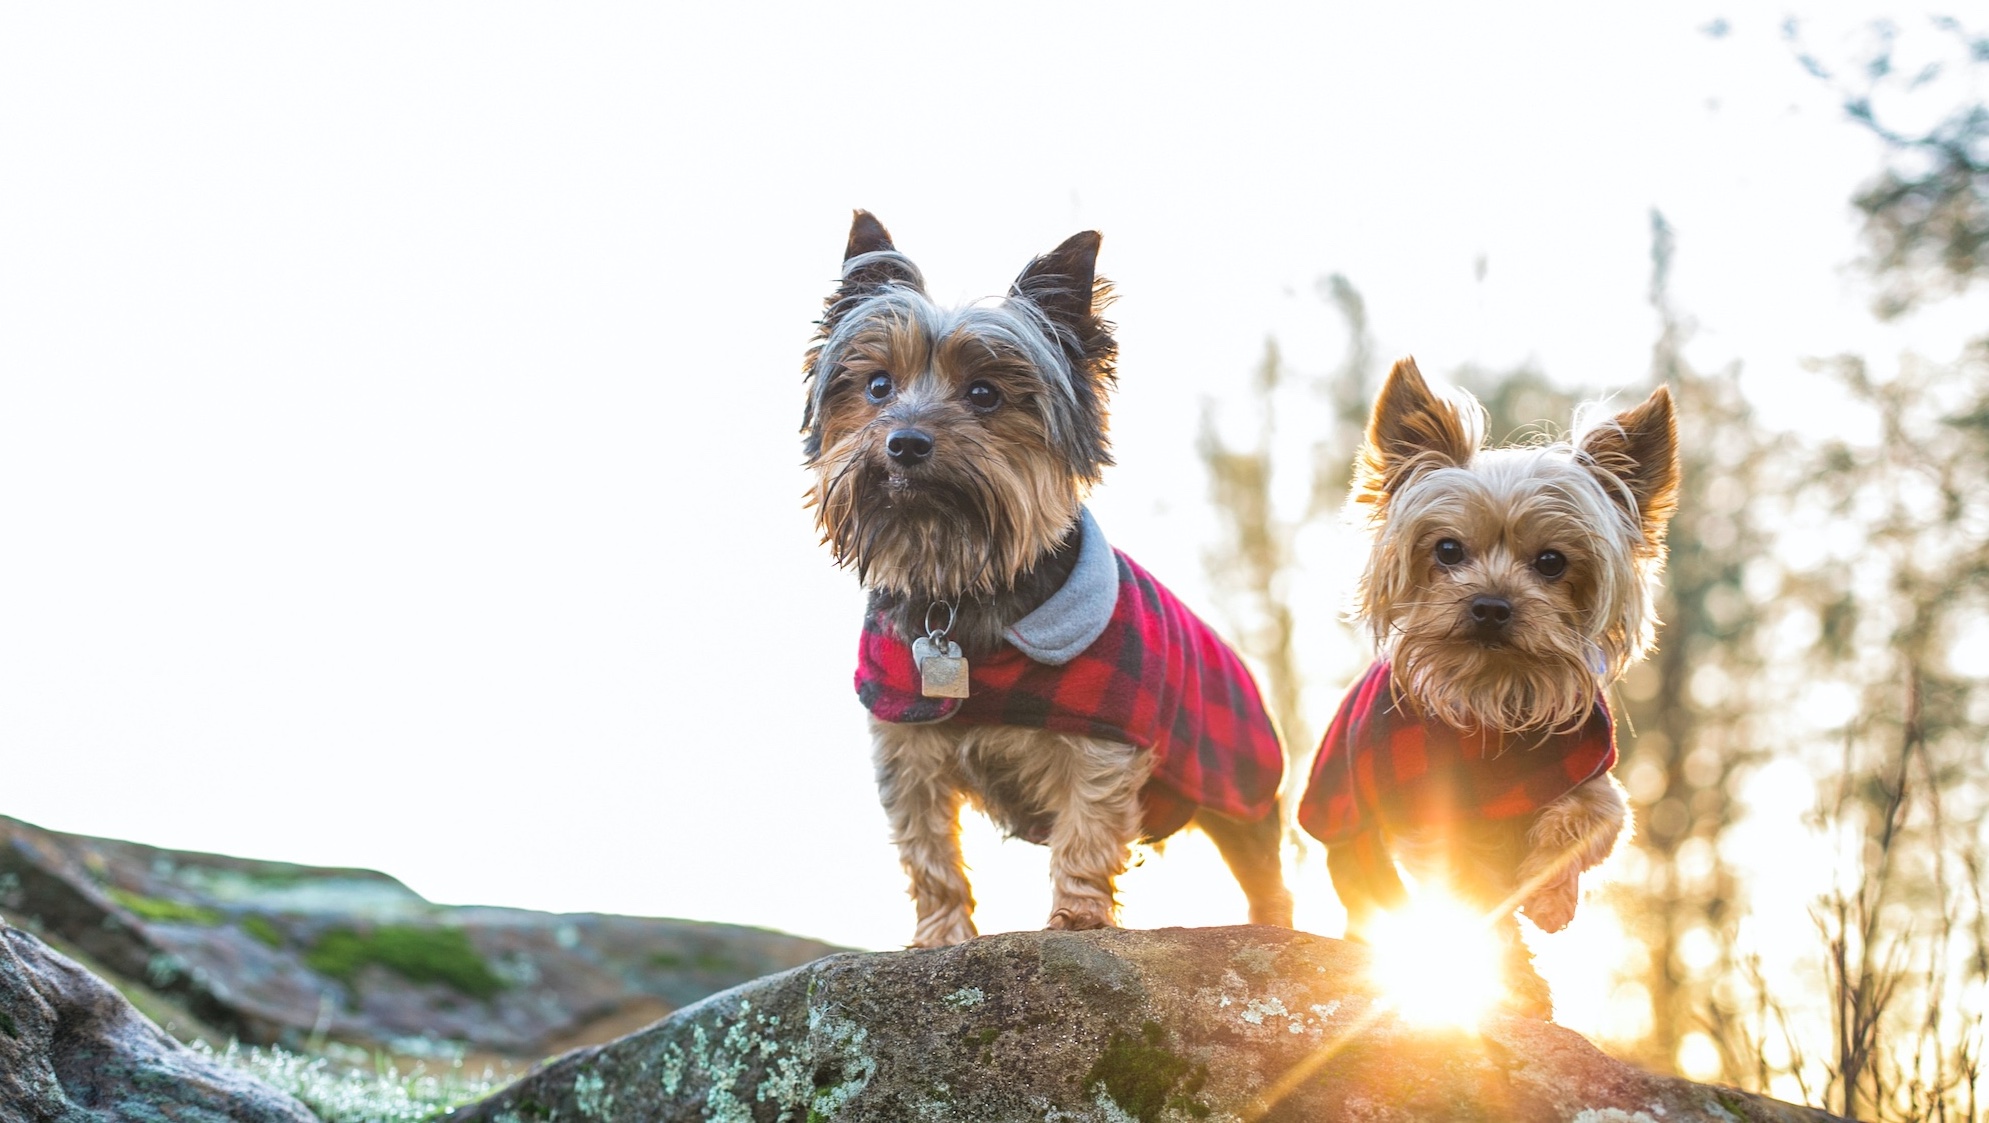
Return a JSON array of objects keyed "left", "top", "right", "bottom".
[
  {"left": 1468, "top": 596, "right": 1512, "bottom": 629},
  {"left": 886, "top": 428, "right": 934, "bottom": 466}
]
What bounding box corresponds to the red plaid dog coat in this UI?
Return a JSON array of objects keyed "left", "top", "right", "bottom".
[
  {"left": 857, "top": 518, "right": 1282, "bottom": 843},
  {"left": 1297, "top": 660, "right": 1616, "bottom": 846}
]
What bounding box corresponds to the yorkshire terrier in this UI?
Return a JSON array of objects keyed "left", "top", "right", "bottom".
[
  {"left": 1298, "top": 357, "right": 1679, "bottom": 1017},
  {"left": 802, "top": 211, "right": 1293, "bottom": 947}
]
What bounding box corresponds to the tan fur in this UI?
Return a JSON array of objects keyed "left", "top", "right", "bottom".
[
  {"left": 809, "top": 216, "right": 1290, "bottom": 948},
  {"left": 1194, "top": 808, "right": 1296, "bottom": 927},
  {"left": 1354, "top": 361, "right": 1678, "bottom": 733},
  {"left": 1336, "top": 358, "right": 1679, "bottom": 1016},
  {"left": 1352, "top": 357, "right": 1483, "bottom": 511},
  {"left": 1516, "top": 773, "right": 1630, "bottom": 932},
  {"left": 872, "top": 719, "right": 1148, "bottom": 945},
  {"left": 809, "top": 319, "right": 1085, "bottom": 598},
  {"left": 1579, "top": 386, "right": 1680, "bottom": 556}
]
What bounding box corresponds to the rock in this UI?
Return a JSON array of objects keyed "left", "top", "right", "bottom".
[
  {"left": 0, "top": 815, "right": 846, "bottom": 1058},
  {"left": 0, "top": 921, "right": 318, "bottom": 1123},
  {"left": 449, "top": 926, "right": 1843, "bottom": 1123}
]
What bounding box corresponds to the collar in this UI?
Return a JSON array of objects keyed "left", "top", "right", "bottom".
[{"left": 1001, "top": 507, "right": 1120, "bottom": 665}]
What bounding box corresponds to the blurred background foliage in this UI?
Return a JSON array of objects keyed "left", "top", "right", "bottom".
[{"left": 1200, "top": 15, "right": 1989, "bottom": 1121}]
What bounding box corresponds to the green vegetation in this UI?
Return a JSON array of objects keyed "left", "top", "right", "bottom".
[
  {"left": 0, "top": 1008, "right": 17, "bottom": 1039},
  {"left": 963, "top": 1024, "right": 1002, "bottom": 1064},
  {"left": 198, "top": 1042, "right": 503, "bottom": 1123},
  {"left": 239, "top": 914, "right": 285, "bottom": 948},
  {"left": 305, "top": 926, "right": 506, "bottom": 1001},
  {"left": 502, "top": 1096, "right": 554, "bottom": 1121},
  {"left": 105, "top": 887, "right": 222, "bottom": 926},
  {"left": 1084, "top": 1021, "right": 1210, "bottom": 1123},
  {"left": 1714, "top": 1090, "right": 1757, "bottom": 1121}
]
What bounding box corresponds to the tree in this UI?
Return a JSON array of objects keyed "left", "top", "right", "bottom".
[
  {"left": 1597, "top": 211, "right": 1783, "bottom": 1080},
  {"left": 1196, "top": 276, "right": 1375, "bottom": 801},
  {"left": 1790, "top": 15, "right": 1989, "bottom": 317}
]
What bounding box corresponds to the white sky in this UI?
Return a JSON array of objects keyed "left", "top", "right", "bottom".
[{"left": 2, "top": 2, "right": 1980, "bottom": 995}]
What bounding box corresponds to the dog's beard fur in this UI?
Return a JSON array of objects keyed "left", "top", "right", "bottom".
[
  {"left": 810, "top": 396, "right": 1083, "bottom": 599},
  {"left": 1334, "top": 358, "right": 1675, "bottom": 1016},
  {"left": 801, "top": 213, "right": 1116, "bottom": 615},
  {"left": 1352, "top": 358, "right": 1680, "bottom": 734},
  {"left": 1369, "top": 450, "right": 1648, "bottom": 732}
]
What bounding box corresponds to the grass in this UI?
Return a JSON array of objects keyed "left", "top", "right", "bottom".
[
  {"left": 105, "top": 887, "right": 223, "bottom": 926},
  {"left": 306, "top": 926, "right": 507, "bottom": 1001},
  {"left": 240, "top": 914, "right": 286, "bottom": 948},
  {"left": 198, "top": 1042, "right": 506, "bottom": 1123}
]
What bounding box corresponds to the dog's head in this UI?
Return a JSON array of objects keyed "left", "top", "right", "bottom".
[
  {"left": 801, "top": 211, "right": 1117, "bottom": 597},
  {"left": 1351, "top": 357, "right": 1680, "bottom": 732}
]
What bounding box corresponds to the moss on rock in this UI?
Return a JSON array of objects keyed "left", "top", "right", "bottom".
[
  {"left": 305, "top": 925, "right": 506, "bottom": 1000},
  {"left": 447, "top": 927, "right": 1846, "bottom": 1123},
  {"left": 1085, "top": 1021, "right": 1209, "bottom": 1122}
]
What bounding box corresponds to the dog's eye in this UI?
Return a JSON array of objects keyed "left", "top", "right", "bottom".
[
  {"left": 1434, "top": 539, "right": 1466, "bottom": 567},
  {"left": 965, "top": 381, "right": 1002, "bottom": 412},
  {"left": 865, "top": 374, "right": 893, "bottom": 403},
  {"left": 1534, "top": 550, "right": 1567, "bottom": 578}
]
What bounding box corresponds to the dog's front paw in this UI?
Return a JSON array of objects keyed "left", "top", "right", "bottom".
[
  {"left": 911, "top": 909, "right": 978, "bottom": 948},
  {"left": 1521, "top": 872, "right": 1581, "bottom": 933},
  {"left": 1046, "top": 904, "right": 1115, "bottom": 932}
]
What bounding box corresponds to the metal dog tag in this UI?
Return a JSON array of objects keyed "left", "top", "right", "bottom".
[{"left": 912, "top": 636, "right": 970, "bottom": 699}]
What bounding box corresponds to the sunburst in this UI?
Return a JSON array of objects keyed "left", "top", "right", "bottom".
[{"left": 1365, "top": 892, "right": 1506, "bottom": 1030}]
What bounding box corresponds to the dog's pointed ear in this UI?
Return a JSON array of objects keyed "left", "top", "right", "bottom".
[
  {"left": 1581, "top": 384, "right": 1680, "bottom": 550},
  {"left": 803, "top": 212, "right": 927, "bottom": 457},
  {"left": 845, "top": 209, "right": 895, "bottom": 260},
  {"left": 1010, "top": 230, "right": 1117, "bottom": 474},
  {"left": 812, "top": 209, "right": 924, "bottom": 350},
  {"left": 1011, "top": 231, "right": 1104, "bottom": 329},
  {"left": 1353, "top": 357, "right": 1478, "bottom": 507},
  {"left": 835, "top": 209, "right": 924, "bottom": 297}
]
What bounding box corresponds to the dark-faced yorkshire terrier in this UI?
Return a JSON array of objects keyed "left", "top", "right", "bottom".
[
  {"left": 802, "top": 211, "right": 1293, "bottom": 947},
  {"left": 1298, "top": 357, "right": 1679, "bottom": 1017}
]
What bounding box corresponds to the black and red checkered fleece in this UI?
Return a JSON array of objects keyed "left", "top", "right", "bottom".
[
  {"left": 1297, "top": 659, "right": 1617, "bottom": 848},
  {"left": 856, "top": 550, "right": 1284, "bottom": 843}
]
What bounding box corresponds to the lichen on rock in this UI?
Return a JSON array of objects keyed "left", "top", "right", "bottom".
[{"left": 449, "top": 926, "right": 1847, "bottom": 1123}]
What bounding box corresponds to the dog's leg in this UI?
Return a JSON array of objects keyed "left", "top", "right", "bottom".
[
  {"left": 1039, "top": 735, "right": 1145, "bottom": 932},
  {"left": 872, "top": 720, "right": 977, "bottom": 948},
  {"left": 1516, "top": 773, "right": 1629, "bottom": 933},
  {"left": 1327, "top": 830, "right": 1408, "bottom": 943},
  {"left": 1445, "top": 821, "right": 1556, "bottom": 1020},
  {"left": 1195, "top": 808, "right": 1294, "bottom": 927},
  {"left": 1489, "top": 908, "right": 1554, "bottom": 1020}
]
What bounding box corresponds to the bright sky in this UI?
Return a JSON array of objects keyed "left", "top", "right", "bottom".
[{"left": 2, "top": 4, "right": 1979, "bottom": 1050}]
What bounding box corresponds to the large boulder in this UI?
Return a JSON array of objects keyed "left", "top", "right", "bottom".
[
  {"left": 0, "top": 922, "right": 317, "bottom": 1122},
  {"left": 451, "top": 926, "right": 1842, "bottom": 1123},
  {"left": 0, "top": 815, "right": 845, "bottom": 1057}
]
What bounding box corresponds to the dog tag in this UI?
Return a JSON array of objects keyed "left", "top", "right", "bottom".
[{"left": 912, "top": 636, "right": 971, "bottom": 699}]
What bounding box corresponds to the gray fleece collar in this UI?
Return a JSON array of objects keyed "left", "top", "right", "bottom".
[{"left": 1002, "top": 507, "right": 1119, "bottom": 665}]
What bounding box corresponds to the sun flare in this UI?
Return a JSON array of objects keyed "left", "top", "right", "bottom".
[{"left": 1364, "top": 895, "right": 1506, "bottom": 1029}]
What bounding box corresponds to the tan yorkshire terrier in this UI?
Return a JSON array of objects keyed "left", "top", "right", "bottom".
[
  {"left": 802, "top": 211, "right": 1292, "bottom": 947},
  {"left": 1298, "top": 357, "right": 1679, "bottom": 1018}
]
